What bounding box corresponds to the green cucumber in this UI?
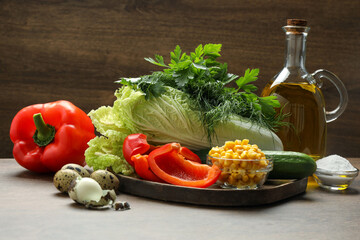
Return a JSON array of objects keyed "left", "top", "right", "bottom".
[{"left": 263, "top": 150, "right": 316, "bottom": 179}]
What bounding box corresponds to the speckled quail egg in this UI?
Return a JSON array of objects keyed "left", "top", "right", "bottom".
[
  {"left": 61, "top": 163, "right": 90, "bottom": 177},
  {"left": 68, "top": 177, "right": 117, "bottom": 209},
  {"left": 53, "top": 169, "right": 81, "bottom": 193},
  {"left": 90, "top": 170, "right": 120, "bottom": 191}
]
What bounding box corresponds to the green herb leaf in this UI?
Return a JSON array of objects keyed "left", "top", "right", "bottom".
[
  {"left": 115, "top": 77, "right": 141, "bottom": 86},
  {"left": 258, "top": 96, "right": 281, "bottom": 116},
  {"left": 236, "top": 68, "right": 259, "bottom": 90},
  {"left": 144, "top": 55, "right": 169, "bottom": 67},
  {"left": 171, "top": 45, "right": 182, "bottom": 63},
  {"left": 203, "top": 44, "right": 222, "bottom": 58}
]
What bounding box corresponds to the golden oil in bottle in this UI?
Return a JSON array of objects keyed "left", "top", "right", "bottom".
[{"left": 262, "top": 81, "right": 327, "bottom": 160}]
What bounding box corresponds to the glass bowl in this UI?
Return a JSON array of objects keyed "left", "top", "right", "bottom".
[
  {"left": 313, "top": 167, "right": 359, "bottom": 190},
  {"left": 207, "top": 155, "right": 273, "bottom": 189}
]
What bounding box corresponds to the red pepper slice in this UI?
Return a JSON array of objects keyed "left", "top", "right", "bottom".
[
  {"left": 148, "top": 143, "right": 221, "bottom": 188},
  {"left": 131, "top": 154, "right": 164, "bottom": 183},
  {"left": 10, "top": 100, "right": 96, "bottom": 173},
  {"left": 123, "top": 134, "right": 150, "bottom": 167},
  {"left": 180, "top": 147, "right": 201, "bottom": 163}
]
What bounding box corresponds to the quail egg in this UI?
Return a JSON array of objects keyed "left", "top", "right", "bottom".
[
  {"left": 61, "top": 163, "right": 90, "bottom": 177},
  {"left": 68, "top": 177, "right": 117, "bottom": 209},
  {"left": 90, "top": 170, "right": 120, "bottom": 191},
  {"left": 53, "top": 169, "right": 81, "bottom": 193}
]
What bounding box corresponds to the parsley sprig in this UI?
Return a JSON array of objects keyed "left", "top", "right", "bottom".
[{"left": 118, "top": 44, "right": 286, "bottom": 141}]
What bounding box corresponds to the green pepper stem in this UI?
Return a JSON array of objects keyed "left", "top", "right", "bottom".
[{"left": 33, "top": 113, "right": 56, "bottom": 147}]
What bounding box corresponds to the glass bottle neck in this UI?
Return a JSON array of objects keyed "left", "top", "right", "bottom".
[{"left": 283, "top": 30, "right": 308, "bottom": 69}]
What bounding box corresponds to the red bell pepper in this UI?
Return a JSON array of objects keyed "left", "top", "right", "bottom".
[
  {"left": 123, "top": 133, "right": 151, "bottom": 167},
  {"left": 10, "top": 100, "right": 95, "bottom": 173},
  {"left": 131, "top": 154, "right": 164, "bottom": 183},
  {"left": 180, "top": 146, "right": 201, "bottom": 163},
  {"left": 148, "top": 143, "right": 221, "bottom": 188},
  {"left": 123, "top": 133, "right": 201, "bottom": 167}
]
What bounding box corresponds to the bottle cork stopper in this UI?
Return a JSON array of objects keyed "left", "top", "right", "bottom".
[{"left": 287, "top": 19, "right": 307, "bottom": 27}]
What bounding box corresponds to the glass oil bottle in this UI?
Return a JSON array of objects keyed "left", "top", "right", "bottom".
[{"left": 261, "top": 19, "right": 348, "bottom": 160}]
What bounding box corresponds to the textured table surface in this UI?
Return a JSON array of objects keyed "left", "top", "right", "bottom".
[{"left": 1, "top": 158, "right": 359, "bottom": 240}]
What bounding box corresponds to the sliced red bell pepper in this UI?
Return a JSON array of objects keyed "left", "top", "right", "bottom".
[
  {"left": 180, "top": 146, "right": 201, "bottom": 163},
  {"left": 148, "top": 143, "right": 221, "bottom": 188},
  {"left": 131, "top": 154, "right": 164, "bottom": 183},
  {"left": 10, "top": 100, "right": 96, "bottom": 173},
  {"left": 123, "top": 134, "right": 150, "bottom": 167}
]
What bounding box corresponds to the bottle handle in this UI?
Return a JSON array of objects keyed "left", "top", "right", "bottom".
[{"left": 312, "top": 69, "right": 348, "bottom": 123}]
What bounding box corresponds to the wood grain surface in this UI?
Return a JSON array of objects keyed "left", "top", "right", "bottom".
[{"left": 1, "top": 0, "right": 359, "bottom": 157}]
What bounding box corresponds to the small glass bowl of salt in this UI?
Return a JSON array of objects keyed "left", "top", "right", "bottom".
[{"left": 313, "top": 155, "right": 359, "bottom": 190}]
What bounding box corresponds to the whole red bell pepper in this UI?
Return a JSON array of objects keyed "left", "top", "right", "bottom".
[
  {"left": 148, "top": 143, "right": 221, "bottom": 188},
  {"left": 131, "top": 154, "right": 164, "bottom": 183},
  {"left": 10, "top": 100, "right": 95, "bottom": 173}
]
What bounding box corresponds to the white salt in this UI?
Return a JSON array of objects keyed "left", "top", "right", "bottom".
[{"left": 316, "top": 154, "right": 356, "bottom": 171}]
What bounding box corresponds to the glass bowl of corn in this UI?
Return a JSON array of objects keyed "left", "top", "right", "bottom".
[{"left": 206, "top": 139, "right": 273, "bottom": 190}]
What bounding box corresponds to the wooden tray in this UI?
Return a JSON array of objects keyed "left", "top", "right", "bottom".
[{"left": 117, "top": 175, "right": 308, "bottom": 206}]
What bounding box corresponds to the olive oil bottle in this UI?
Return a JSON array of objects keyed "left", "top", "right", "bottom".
[{"left": 261, "top": 19, "right": 348, "bottom": 160}]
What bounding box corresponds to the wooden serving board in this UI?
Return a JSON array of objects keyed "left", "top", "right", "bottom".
[{"left": 117, "top": 175, "right": 308, "bottom": 207}]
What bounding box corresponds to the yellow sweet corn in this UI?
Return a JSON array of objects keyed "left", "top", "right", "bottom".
[{"left": 208, "top": 139, "right": 270, "bottom": 189}]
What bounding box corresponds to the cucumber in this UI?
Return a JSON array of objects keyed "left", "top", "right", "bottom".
[{"left": 263, "top": 150, "right": 316, "bottom": 179}]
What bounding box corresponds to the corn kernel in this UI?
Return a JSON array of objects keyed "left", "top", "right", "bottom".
[
  {"left": 248, "top": 162, "right": 254, "bottom": 169},
  {"left": 255, "top": 172, "right": 264, "bottom": 179},
  {"left": 228, "top": 175, "right": 237, "bottom": 185},
  {"left": 209, "top": 148, "right": 219, "bottom": 155},
  {"left": 248, "top": 173, "right": 256, "bottom": 179},
  {"left": 225, "top": 141, "right": 235, "bottom": 149},
  {"left": 234, "top": 139, "right": 242, "bottom": 145},
  {"left": 240, "top": 161, "right": 247, "bottom": 168},
  {"left": 234, "top": 144, "right": 243, "bottom": 150},
  {"left": 240, "top": 151, "right": 247, "bottom": 159},
  {"left": 242, "top": 174, "right": 249, "bottom": 182},
  {"left": 252, "top": 161, "right": 260, "bottom": 170},
  {"left": 224, "top": 160, "right": 232, "bottom": 167},
  {"left": 225, "top": 152, "right": 233, "bottom": 159},
  {"left": 241, "top": 139, "right": 249, "bottom": 145},
  {"left": 212, "top": 153, "right": 220, "bottom": 158},
  {"left": 259, "top": 160, "right": 268, "bottom": 167},
  {"left": 248, "top": 151, "right": 257, "bottom": 159},
  {"left": 236, "top": 149, "right": 244, "bottom": 155},
  {"left": 230, "top": 162, "right": 238, "bottom": 170},
  {"left": 231, "top": 172, "right": 241, "bottom": 180},
  {"left": 223, "top": 167, "right": 230, "bottom": 173}
]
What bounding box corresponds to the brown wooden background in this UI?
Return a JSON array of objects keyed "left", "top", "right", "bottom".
[{"left": 1, "top": 0, "right": 359, "bottom": 158}]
